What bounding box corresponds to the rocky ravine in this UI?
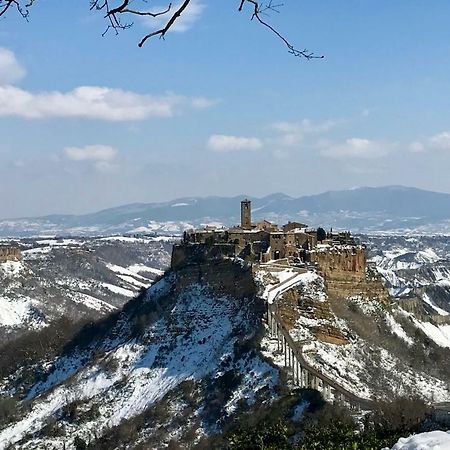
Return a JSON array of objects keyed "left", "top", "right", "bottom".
[{"left": 0, "top": 236, "right": 173, "bottom": 342}]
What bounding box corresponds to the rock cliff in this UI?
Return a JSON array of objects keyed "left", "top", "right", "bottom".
[{"left": 0, "top": 246, "right": 21, "bottom": 262}]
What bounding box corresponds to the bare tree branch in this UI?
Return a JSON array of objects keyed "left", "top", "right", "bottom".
[
  {"left": 239, "top": 0, "right": 323, "bottom": 59},
  {"left": 1, "top": 0, "right": 323, "bottom": 59},
  {"left": 0, "top": 0, "right": 35, "bottom": 19},
  {"left": 138, "top": 0, "right": 190, "bottom": 47}
]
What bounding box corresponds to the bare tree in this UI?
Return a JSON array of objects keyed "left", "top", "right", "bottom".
[
  {"left": 0, "top": 0, "right": 35, "bottom": 18},
  {"left": 0, "top": 0, "right": 322, "bottom": 59}
]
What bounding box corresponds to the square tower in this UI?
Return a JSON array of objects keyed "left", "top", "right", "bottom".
[{"left": 241, "top": 199, "right": 252, "bottom": 229}]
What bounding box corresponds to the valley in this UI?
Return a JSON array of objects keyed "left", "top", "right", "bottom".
[{"left": 0, "top": 236, "right": 173, "bottom": 342}]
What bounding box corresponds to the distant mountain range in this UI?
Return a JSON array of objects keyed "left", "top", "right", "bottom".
[{"left": 3, "top": 186, "right": 450, "bottom": 237}]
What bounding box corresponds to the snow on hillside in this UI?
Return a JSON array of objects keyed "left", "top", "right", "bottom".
[
  {"left": 0, "top": 295, "right": 40, "bottom": 328},
  {"left": 367, "top": 234, "right": 450, "bottom": 320},
  {"left": 0, "top": 276, "right": 277, "bottom": 449},
  {"left": 385, "top": 313, "right": 414, "bottom": 345},
  {"left": 389, "top": 430, "right": 450, "bottom": 449},
  {"left": 303, "top": 333, "right": 450, "bottom": 402},
  {"left": 411, "top": 319, "right": 450, "bottom": 348},
  {"left": 363, "top": 235, "right": 450, "bottom": 356},
  {"left": 256, "top": 260, "right": 450, "bottom": 403},
  {"left": 3, "top": 234, "right": 450, "bottom": 448},
  {"left": 0, "top": 260, "right": 25, "bottom": 276},
  {"left": 0, "top": 236, "right": 173, "bottom": 341}
]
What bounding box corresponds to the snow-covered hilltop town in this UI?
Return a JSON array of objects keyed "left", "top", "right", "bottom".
[
  {"left": 173, "top": 198, "right": 366, "bottom": 278},
  {"left": 171, "top": 199, "right": 448, "bottom": 410}
]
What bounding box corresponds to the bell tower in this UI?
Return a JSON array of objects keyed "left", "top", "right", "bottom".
[{"left": 241, "top": 199, "right": 252, "bottom": 229}]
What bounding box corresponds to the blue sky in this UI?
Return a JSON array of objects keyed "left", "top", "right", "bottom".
[{"left": 1, "top": 0, "right": 450, "bottom": 217}]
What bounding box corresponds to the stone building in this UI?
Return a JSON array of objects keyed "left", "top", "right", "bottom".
[
  {"left": 283, "top": 221, "right": 309, "bottom": 233},
  {"left": 241, "top": 198, "right": 252, "bottom": 230}
]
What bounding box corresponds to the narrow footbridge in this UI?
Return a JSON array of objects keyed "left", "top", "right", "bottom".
[{"left": 262, "top": 265, "right": 373, "bottom": 411}]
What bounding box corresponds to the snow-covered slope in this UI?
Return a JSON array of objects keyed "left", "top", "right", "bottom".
[
  {"left": 2, "top": 237, "right": 450, "bottom": 449},
  {"left": 389, "top": 430, "right": 450, "bottom": 449},
  {"left": 0, "top": 261, "right": 279, "bottom": 450},
  {"left": 0, "top": 236, "right": 172, "bottom": 341},
  {"left": 255, "top": 261, "right": 450, "bottom": 404},
  {"left": 365, "top": 234, "right": 450, "bottom": 348}
]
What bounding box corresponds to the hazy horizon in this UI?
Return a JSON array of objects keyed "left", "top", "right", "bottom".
[{"left": 2, "top": 184, "right": 450, "bottom": 221}]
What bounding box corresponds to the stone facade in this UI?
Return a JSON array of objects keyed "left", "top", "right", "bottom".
[{"left": 0, "top": 246, "right": 21, "bottom": 262}]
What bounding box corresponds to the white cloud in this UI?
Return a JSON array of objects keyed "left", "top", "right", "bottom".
[
  {"left": 0, "top": 48, "right": 26, "bottom": 85},
  {"left": 409, "top": 131, "right": 450, "bottom": 154},
  {"left": 64, "top": 145, "right": 118, "bottom": 172},
  {"left": 207, "top": 134, "right": 263, "bottom": 152},
  {"left": 429, "top": 131, "right": 450, "bottom": 150},
  {"left": 272, "top": 119, "right": 339, "bottom": 147},
  {"left": 0, "top": 85, "right": 212, "bottom": 121},
  {"left": 0, "top": 47, "right": 213, "bottom": 121},
  {"left": 273, "top": 119, "right": 337, "bottom": 135},
  {"left": 144, "top": 0, "right": 205, "bottom": 33},
  {"left": 321, "top": 138, "right": 391, "bottom": 159},
  {"left": 272, "top": 148, "right": 291, "bottom": 160}
]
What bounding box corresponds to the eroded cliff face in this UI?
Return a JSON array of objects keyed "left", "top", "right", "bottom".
[
  {"left": 325, "top": 268, "right": 391, "bottom": 305},
  {"left": 309, "top": 247, "right": 389, "bottom": 304},
  {"left": 171, "top": 241, "right": 261, "bottom": 301},
  {"left": 173, "top": 258, "right": 257, "bottom": 300},
  {"left": 311, "top": 247, "right": 365, "bottom": 278},
  {"left": 0, "top": 246, "right": 21, "bottom": 262},
  {"left": 277, "top": 286, "right": 348, "bottom": 345}
]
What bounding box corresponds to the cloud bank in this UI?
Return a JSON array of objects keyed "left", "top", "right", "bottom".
[
  {"left": 0, "top": 85, "right": 212, "bottom": 121},
  {"left": 207, "top": 134, "right": 263, "bottom": 152},
  {"left": 321, "top": 138, "right": 391, "bottom": 159},
  {"left": 410, "top": 131, "right": 450, "bottom": 153},
  {"left": 272, "top": 119, "right": 339, "bottom": 147},
  {"left": 0, "top": 48, "right": 213, "bottom": 121}
]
